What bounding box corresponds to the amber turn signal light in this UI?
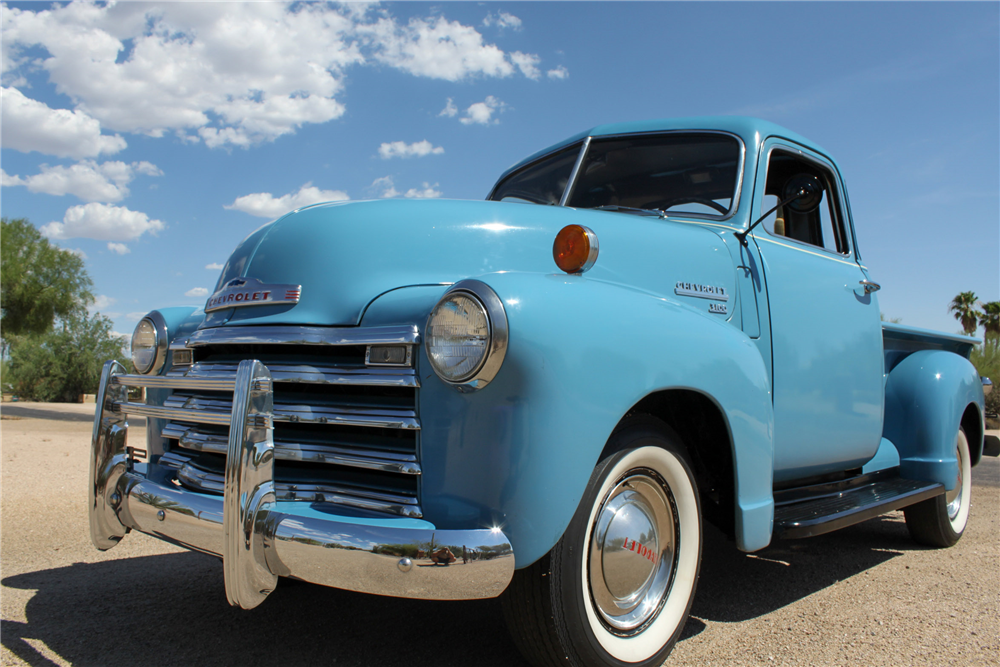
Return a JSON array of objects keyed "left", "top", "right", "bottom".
[{"left": 553, "top": 224, "right": 599, "bottom": 274}]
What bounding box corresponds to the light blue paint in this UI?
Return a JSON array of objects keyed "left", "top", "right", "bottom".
[
  {"left": 140, "top": 116, "right": 987, "bottom": 568},
  {"left": 883, "top": 349, "right": 984, "bottom": 489},
  {"left": 861, "top": 438, "right": 901, "bottom": 474}
]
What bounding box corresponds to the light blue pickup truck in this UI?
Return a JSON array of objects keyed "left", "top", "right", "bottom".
[{"left": 90, "top": 117, "right": 997, "bottom": 667}]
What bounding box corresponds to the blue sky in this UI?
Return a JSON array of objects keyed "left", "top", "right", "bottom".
[{"left": 2, "top": 1, "right": 997, "bottom": 337}]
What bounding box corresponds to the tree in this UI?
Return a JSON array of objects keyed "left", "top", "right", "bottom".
[
  {"left": 1, "top": 217, "right": 94, "bottom": 340},
  {"left": 6, "top": 310, "right": 128, "bottom": 402},
  {"left": 948, "top": 291, "right": 979, "bottom": 335},
  {"left": 979, "top": 301, "right": 1000, "bottom": 338}
]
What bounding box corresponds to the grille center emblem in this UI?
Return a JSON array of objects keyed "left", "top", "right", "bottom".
[{"left": 205, "top": 277, "right": 302, "bottom": 313}]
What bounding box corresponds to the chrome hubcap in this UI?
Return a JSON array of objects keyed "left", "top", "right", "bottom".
[
  {"left": 946, "top": 443, "right": 964, "bottom": 521},
  {"left": 589, "top": 470, "right": 677, "bottom": 633}
]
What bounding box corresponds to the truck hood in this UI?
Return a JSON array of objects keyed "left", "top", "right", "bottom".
[{"left": 203, "top": 198, "right": 738, "bottom": 328}]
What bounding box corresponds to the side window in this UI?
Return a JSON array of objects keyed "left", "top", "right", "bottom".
[{"left": 761, "top": 150, "right": 851, "bottom": 255}]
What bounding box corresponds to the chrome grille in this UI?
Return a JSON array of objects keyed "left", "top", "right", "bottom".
[{"left": 119, "top": 325, "right": 421, "bottom": 518}]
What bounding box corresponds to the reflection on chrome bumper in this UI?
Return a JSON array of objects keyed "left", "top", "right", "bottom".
[{"left": 89, "top": 360, "right": 514, "bottom": 608}]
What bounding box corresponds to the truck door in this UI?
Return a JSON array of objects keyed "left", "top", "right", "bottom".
[{"left": 750, "top": 140, "right": 883, "bottom": 484}]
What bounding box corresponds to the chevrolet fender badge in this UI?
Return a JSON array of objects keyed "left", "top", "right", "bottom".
[
  {"left": 204, "top": 277, "right": 302, "bottom": 313},
  {"left": 674, "top": 281, "right": 729, "bottom": 302}
]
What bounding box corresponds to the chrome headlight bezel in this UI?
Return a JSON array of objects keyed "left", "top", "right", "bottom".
[
  {"left": 425, "top": 280, "right": 508, "bottom": 392},
  {"left": 131, "top": 311, "right": 168, "bottom": 375}
]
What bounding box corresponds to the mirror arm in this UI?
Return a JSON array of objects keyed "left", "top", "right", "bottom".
[{"left": 735, "top": 191, "right": 805, "bottom": 246}]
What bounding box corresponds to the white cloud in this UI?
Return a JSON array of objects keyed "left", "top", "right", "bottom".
[
  {"left": 370, "top": 177, "right": 441, "bottom": 199},
  {"left": 361, "top": 16, "right": 515, "bottom": 81},
  {"left": 378, "top": 140, "right": 444, "bottom": 159},
  {"left": 439, "top": 98, "right": 458, "bottom": 118},
  {"left": 41, "top": 203, "right": 165, "bottom": 242},
  {"left": 404, "top": 183, "right": 442, "bottom": 199},
  {"left": 90, "top": 295, "right": 116, "bottom": 312},
  {"left": 460, "top": 96, "right": 505, "bottom": 125},
  {"left": 68, "top": 248, "right": 88, "bottom": 260},
  {"left": 225, "top": 183, "right": 349, "bottom": 218},
  {"left": 206, "top": 262, "right": 225, "bottom": 271},
  {"left": 132, "top": 161, "right": 163, "bottom": 177},
  {"left": 125, "top": 312, "right": 147, "bottom": 321},
  {"left": 0, "top": 87, "right": 127, "bottom": 159},
  {"left": 3, "top": 4, "right": 543, "bottom": 150},
  {"left": 1, "top": 160, "right": 161, "bottom": 202},
  {"left": 547, "top": 66, "right": 569, "bottom": 80},
  {"left": 510, "top": 52, "right": 541, "bottom": 80},
  {"left": 371, "top": 176, "right": 400, "bottom": 199},
  {"left": 482, "top": 12, "right": 522, "bottom": 30},
  {"left": 185, "top": 287, "right": 210, "bottom": 298},
  {"left": 107, "top": 242, "right": 130, "bottom": 255}
]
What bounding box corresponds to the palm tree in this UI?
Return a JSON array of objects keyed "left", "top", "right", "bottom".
[
  {"left": 980, "top": 301, "right": 1000, "bottom": 337},
  {"left": 949, "top": 291, "right": 979, "bottom": 335}
]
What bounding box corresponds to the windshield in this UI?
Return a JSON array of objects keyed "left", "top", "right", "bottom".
[
  {"left": 488, "top": 144, "right": 581, "bottom": 205},
  {"left": 489, "top": 133, "right": 742, "bottom": 218}
]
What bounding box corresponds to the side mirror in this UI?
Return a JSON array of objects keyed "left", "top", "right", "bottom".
[{"left": 783, "top": 175, "right": 824, "bottom": 213}]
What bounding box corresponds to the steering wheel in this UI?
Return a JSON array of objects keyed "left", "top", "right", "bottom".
[{"left": 657, "top": 197, "right": 729, "bottom": 214}]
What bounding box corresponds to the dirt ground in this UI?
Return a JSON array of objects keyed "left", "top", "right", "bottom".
[{"left": 2, "top": 404, "right": 998, "bottom": 667}]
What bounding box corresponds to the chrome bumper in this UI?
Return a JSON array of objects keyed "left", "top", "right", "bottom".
[{"left": 89, "top": 360, "right": 514, "bottom": 609}]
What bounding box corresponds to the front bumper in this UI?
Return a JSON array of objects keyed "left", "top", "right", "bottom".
[{"left": 89, "top": 360, "right": 514, "bottom": 609}]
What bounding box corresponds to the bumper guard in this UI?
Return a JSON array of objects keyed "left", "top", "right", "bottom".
[{"left": 89, "top": 360, "right": 514, "bottom": 609}]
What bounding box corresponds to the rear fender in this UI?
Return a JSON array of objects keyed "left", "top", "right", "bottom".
[
  {"left": 415, "top": 272, "right": 774, "bottom": 568},
  {"left": 883, "top": 350, "right": 985, "bottom": 488}
]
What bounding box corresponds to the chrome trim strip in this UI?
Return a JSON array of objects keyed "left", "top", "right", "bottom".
[
  {"left": 118, "top": 474, "right": 514, "bottom": 600},
  {"left": 117, "top": 401, "right": 234, "bottom": 426},
  {"left": 160, "top": 394, "right": 420, "bottom": 430},
  {"left": 559, "top": 136, "right": 592, "bottom": 206},
  {"left": 168, "top": 461, "right": 422, "bottom": 517},
  {"left": 167, "top": 361, "right": 420, "bottom": 388},
  {"left": 164, "top": 423, "right": 421, "bottom": 474},
  {"left": 89, "top": 360, "right": 130, "bottom": 550},
  {"left": 114, "top": 373, "right": 273, "bottom": 393},
  {"left": 186, "top": 324, "right": 419, "bottom": 348},
  {"left": 427, "top": 280, "right": 509, "bottom": 393},
  {"left": 222, "top": 359, "right": 278, "bottom": 609}
]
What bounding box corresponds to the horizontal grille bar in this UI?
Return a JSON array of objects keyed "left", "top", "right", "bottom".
[
  {"left": 166, "top": 361, "right": 418, "bottom": 388},
  {"left": 161, "top": 452, "right": 421, "bottom": 518},
  {"left": 117, "top": 401, "right": 233, "bottom": 426},
  {"left": 185, "top": 324, "right": 419, "bottom": 348},
  {"left": 114, "top": 373, "right": 272, "bottom": 393},
  {"left": 162, "top": 394, "right": 419, "bottom": 430},
  {"left": 162, "top": 423, "right": 420, "bottom": 475}
]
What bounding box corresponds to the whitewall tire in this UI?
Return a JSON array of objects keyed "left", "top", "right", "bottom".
[{"left": 502, "top": 417, "right": 702, "bottom": 667}]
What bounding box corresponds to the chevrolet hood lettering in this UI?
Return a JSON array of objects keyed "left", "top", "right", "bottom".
[{"left": 205, "top": 277, "right": 301, "bottom": 313}]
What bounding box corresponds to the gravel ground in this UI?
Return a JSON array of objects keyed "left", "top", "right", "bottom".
[{"left": 2, "top": 407, "right": 997, "bottom": 667}]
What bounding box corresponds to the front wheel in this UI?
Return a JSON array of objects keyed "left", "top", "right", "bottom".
[
  {"left": 904, "top": 427, "right": 972, "bottom": 548},
  {"left": 502, "top": 418, "right": 702, "bottom": 667}
]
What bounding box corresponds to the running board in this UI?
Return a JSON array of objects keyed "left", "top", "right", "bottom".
[{"left": 774, "top": 474, "right": 944, "bottom": 540}]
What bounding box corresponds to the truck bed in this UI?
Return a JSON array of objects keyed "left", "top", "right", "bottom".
[{"left": 882, "top": 322, "right": 979, "bottom": 373}]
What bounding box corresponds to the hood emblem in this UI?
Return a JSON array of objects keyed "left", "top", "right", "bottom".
[{"left": 205, "top": 277, "right": 302, "bottom": 313}]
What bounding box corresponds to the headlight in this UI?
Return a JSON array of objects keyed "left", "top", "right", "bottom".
[
  {"left": 131, "top": 311, "right": 167, "bottom": 374},
  {"left": 425, "top": 280, "right": 508, "bottom": 391}
]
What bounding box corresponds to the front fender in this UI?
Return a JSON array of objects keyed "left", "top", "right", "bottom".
[
  {"left": 413, "top": 272, "right": 774, "bottom": 568},
  {"left": 883, "top": 350, "right": 984, "bottom": 489}
]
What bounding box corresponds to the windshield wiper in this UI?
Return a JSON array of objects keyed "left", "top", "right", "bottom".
[{"left": 590, "top": 205, "right": 666, "bottom": 218}]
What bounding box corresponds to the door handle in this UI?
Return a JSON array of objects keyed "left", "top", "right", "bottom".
[{"left": 859, "top": 279, "right": 881, "bottom": 294}]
